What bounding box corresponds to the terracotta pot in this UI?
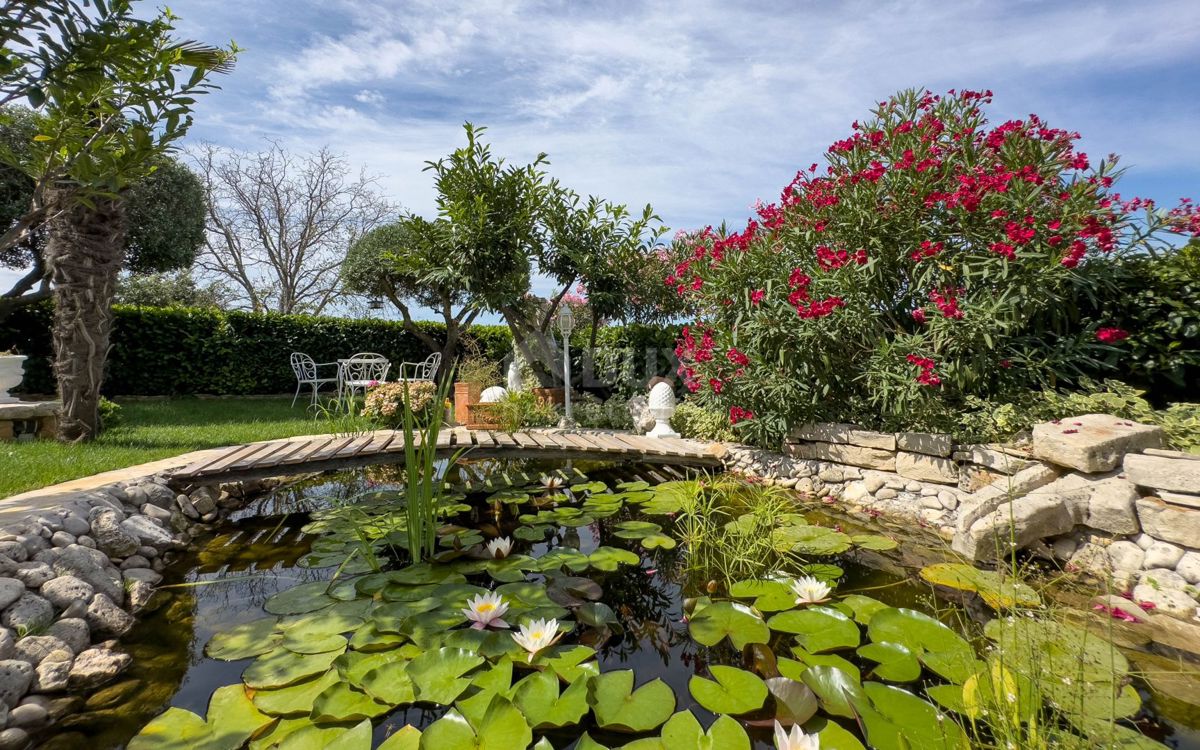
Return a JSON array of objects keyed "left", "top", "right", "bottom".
[
  {"left": 466, "top": 402, "right": 503, "bottom": 430},
  {"left": 531, "top": 387, "right": 565, "bottom": 406},
  {"left": 454, "top": 382, "right": 482, "bottom": 425}
]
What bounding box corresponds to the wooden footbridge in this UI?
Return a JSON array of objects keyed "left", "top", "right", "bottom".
[{"left": 168, "top": 428, "right": 727, "bottom": 485}]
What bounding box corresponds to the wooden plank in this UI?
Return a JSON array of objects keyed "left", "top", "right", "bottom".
[
  {"left": 277, "top": 436, "right": 336, "bottom": 465},
  {"left": 555, "top": 432, "right": 595, "bottom": 452},
  {"left": 606, "top": 433, "right": 659, "bottom": 455},
  {"left": 519, "top": 430, "right": 550, "bottom": 448},
  {"left": 566, "top": 432, "right": 616, "bottom": 453},
  {"left": 587, "top": 433, "right": 634, "bottom": 454},
  {"left": 253, "top": 438, "right": 316, "bottom": 468},
  {"left": 226, "top": 439, "right": 296, "bottom": 471},
  {"left": 306, "top": 435, "right": 358, "bottom": 462},
  {"left": 193, "top": 442, "right": 277, "bottom": 476},
  {"left": 510, "top": 432, "right": 540, "bottom": 449},
  {"left": 360, "top": 431, "right": 398, "bottom": 455},
  {"left": 175, "top": 445, "right": 248, "bottom": 478},
  {"left": 472, "top": 430, "right": 497, "bottom": 449},
  {"left": 334, "top": 434, "right": 379, "bottom": 458},
  {"left": 435, "top": 430, "right": 455, "bottom": 449},
  {"left": 490, "top": 431, "right": 519, "bottom": 448}
]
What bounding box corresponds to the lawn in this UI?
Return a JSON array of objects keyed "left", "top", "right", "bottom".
[{"left": 0, "top": 397, "right": 367, "bottom": 499}]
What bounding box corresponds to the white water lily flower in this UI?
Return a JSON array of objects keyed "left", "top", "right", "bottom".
[
  {"left": 790, "top": 575, "right": 832, "bottom": 605},
  {"left": 486, "top": 536, "right": 514, "bottom": 559},
  {"left": 463, "top": 592, "right": 510, "bottom": 630},
  {"left": 540, "top": 475, "right": 566, "bottom": 490},
  {"left": 512, "top": 617, "right": 561, "bottom": 655},
  {"left": 774, "top": 720, "right": 819, "bottom": 750}
]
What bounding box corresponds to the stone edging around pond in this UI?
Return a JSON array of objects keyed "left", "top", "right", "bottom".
[
  {"left": 0, "top": 473, "right": 279, "bottom": 745},
  {"left": 723, "top": 412, "right": 1200, "bottom": 625}
]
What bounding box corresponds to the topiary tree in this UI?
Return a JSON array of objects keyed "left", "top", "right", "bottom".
[
  {"left": 673, "top": 88, "right": 1200, "bottom": 445},
  {"left": 342, "top": 214, "right": 476, "bottom": 367}
]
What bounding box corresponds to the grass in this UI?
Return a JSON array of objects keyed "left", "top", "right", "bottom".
[{"left": 0, "top": 397, "right": 371, "bottom": 499}]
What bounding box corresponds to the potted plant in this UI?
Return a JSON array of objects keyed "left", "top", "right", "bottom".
[
  {"left": 0, "top": 350, "right": 27, "bottom": 404},
  {"left": 453, "top": 356, "right": 501, "bottom": 425}
]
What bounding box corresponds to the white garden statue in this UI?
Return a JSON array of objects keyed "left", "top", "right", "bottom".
[{"left": 646, "top": 381, "right": 680, "bottom": 439}]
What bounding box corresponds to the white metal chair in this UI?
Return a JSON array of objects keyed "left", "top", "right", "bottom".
[
  {"left": 398, "top": 352, "right": 442, "bottom": 383},
  {"left": 290, "top": 352, "right": 339, "bottom": 407},
  {"left": 339, "top": 352, "right": 391, "bottom": 401}
]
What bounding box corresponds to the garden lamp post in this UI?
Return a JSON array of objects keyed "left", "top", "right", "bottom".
[{"left": 558, "top": 305, "right": 574, "bottom": 428}]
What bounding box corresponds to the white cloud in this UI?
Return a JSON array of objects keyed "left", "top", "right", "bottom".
[{"left": 353, "top": 89, "right": 385, "bottom": 105}]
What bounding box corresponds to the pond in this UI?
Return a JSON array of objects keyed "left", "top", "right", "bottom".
[{"left": 32, "top": 459, "right": 1200, "bottom": 749}]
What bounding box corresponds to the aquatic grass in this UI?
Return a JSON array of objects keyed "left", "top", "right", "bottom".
[{"left": 400, "top": 373, "right": 468, "bottom": 563}]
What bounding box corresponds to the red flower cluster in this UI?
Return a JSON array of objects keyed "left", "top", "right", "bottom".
[
  {"left": 1096, "top": 327, "right": 1130, "bottom": 344},
  {"left": 906, "top": 354, "right": 942, "bottom": 387},
  {"left": 910, "top": 240, "right": 942, "bottom": 261},
  {"left": 795, "top": 296, "right": 846, "bottom": 319},
  {"left": 750, "top": 289, "right": 765, "bottom": 305},
  {"left": 729, "top": 406, "right": 754, "bottom": 424},
  {"left": 727, "top": 348, "right": 750, "bottom": 366},
  {"left": 989, "top": 241, "right": 1016, "bottom": 260},
  {"left": 928, "top": 288, "right": 964, "bottom": 320}
]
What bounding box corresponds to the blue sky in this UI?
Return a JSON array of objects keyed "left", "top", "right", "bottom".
[{"left": 6, "top": 0, "right": 1200, "bottom": 315}]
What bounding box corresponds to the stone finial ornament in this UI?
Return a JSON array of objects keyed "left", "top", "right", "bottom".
[{"left": 646, "top": 381, "right": 679, "bottom": 439}]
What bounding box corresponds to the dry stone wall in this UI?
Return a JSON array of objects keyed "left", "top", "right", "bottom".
[
  {"left": 725, "top": 413, "right": 1200, "bottom": 624},
  {"left": 0, "top": 475, "right": 271, "bottom": 748}
]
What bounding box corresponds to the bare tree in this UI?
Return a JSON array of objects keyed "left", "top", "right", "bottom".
[{"left": 193, "top": 141, "right": 395, "bottom": 315}]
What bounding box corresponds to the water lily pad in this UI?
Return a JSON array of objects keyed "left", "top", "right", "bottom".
[
  {"left": 768, "top": 607, "right": 860, "bottom": 653},
  {"left": 485, "top": 555, "right": 536, "bottom": 583},
  {"left": 282, "top": 629, "right": 347, "bottom": 655},
  {"left": 357, "top": 661, "right": 417, "bottom": 705},
  {"left": 729, "top": 579, "right": 797, "bottom": 612},
  {"left": 206, "top": 617, "right": 281, "bottom": 660},
  {"left": 640, "top": 533, "right": 677, "bottom": 550},
  {"left": 688, "top": 601, "right": 770, "bottom": 650},
  {"left": 801, "top": 563, "right": 844, "bottom": 582},
  {"left": 807, "top": 717, "right": 867, "bottom": 750},
  {"left": 617, "top": 480, "right": 651, "bottom": 492},
  {"left": 689, "top": 665, "right": 768, "bottom": 715},
  {"left": 857, "top": 642, "right": 921, "bottom": 682},
  {"left": 588, "top": 546, "right": 641, "bottom": 571},
  {"left": 377, "top": 726, "right": 421, "bottom": 750},
  {"left": 533, "top": 644, "right": 599, "bottom": 682},
  {"left": 275, "top": 718, "right": 373, "bottom": 750},
  {"left": 407, "top": 647, "right": 485, "bottom": 705},
  {"left": 265, "top": 581, "right": 336, "bottom": 615},
  {"left": 400, "top": 610, "right": 468, "bottom": 647},
  {"left": 840, "top": 595, "right": 889, "bottom": 625},
  {"left": 348, "top": 622, "right": 407, "bottom": 652},
  {"left": 920, "top": 563, "right": 1041, "bottom": 609},
  {"left": 391, "top": 563, "right": 466, "bottom": 585},
  {"left": 784, "top": 650, "right": 862, "bottom": 682},
  {"left": 766, "top": 676, "right": 819, "bottom": 725},
  {"left": 868, "top": 608, "right": 977, "bottom": 684},
  {"left": 420, "top": 696, "right": 532, "bottom": 750},
  {"left": 799, "top": 664, "right": 866, "bottom": 718},
  {"left": 624, "top": 711, "right": 751, "bottom": 750},
  {"left": 512, "top": 668, "right": 590, "bottom": 729},
  {"left": 589, "top": 670, "right": 676, "bottom": 733},
  {"left": 536, "top": 548, "right": 590, "bottom": 572},
  {"left": 129, "top": 684, "right": 273, "bottom": 750},
  {"left": 311, "top": 681, "right": 391, "bottom": 722},
  {"left": 614, "top": 521, "right": 663, "bottom": 539},
  {"left": 854, "top": 682, "right": 967, "bottom": 750},
  {"left": 514, "top": 524, "right": 552, "bottom": 541},
  {"left": 773, "top": 525, "right": 853, "bottom": 555},
  {"left": 244, "top": 647, "right": 344, "bottom": 689},
  {"left": 253, "top": 670, "right": 340, "bottom": 716},
  {"left": 576, "top": 602, "right": 620, "bottom": 629}
]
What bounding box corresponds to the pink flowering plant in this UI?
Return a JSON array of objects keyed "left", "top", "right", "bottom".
[
  {"left": 362, "top": 381, "right": 438, "bottom": 428},
  {"left": 671, "top": 89, "right": 1200, "bottom": 445}
]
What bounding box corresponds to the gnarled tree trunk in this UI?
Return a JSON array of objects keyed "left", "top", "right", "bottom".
[{"left": 44, "top": 188, "right": 127, "bottom": 442}]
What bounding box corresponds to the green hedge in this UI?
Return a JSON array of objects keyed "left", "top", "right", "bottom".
[{"left": 0, "top": 304, "right": 679, "bottom": 397}]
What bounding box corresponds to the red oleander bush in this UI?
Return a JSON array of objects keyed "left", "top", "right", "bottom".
[{"left": 672, "top": 88, "right": 1199, "bottom": 445}]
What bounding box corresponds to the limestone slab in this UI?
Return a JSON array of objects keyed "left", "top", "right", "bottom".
[
  {"left": 895, "top": 451, "right": 958, "bottom": 484},
  {"left": 1136, "top": 498, "right": 1200, "bottom": 548},
  {"left": 952, "top": 445, "right": 1034, "bottom": 475},
  {"left": 896, "top": 432, "right": 952, "bottom": 457},
  {"left": 1032, "top": 414, "right": 1163, "bottom": 473},
  {"left": 1159, "top": 491, "right": 1200, "bottom": 510},
  {"left": 0, "top": 402, "right": 59, "bottom": 421},
  {"left": 1125, "top": 453, "right": 1200, "bottom": 494},
  {"left": 785, "top": 441, "right": 895, "bottom": 471},
  {"left": 789, "top": 424, "right": 896, "bottom": 451}
]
